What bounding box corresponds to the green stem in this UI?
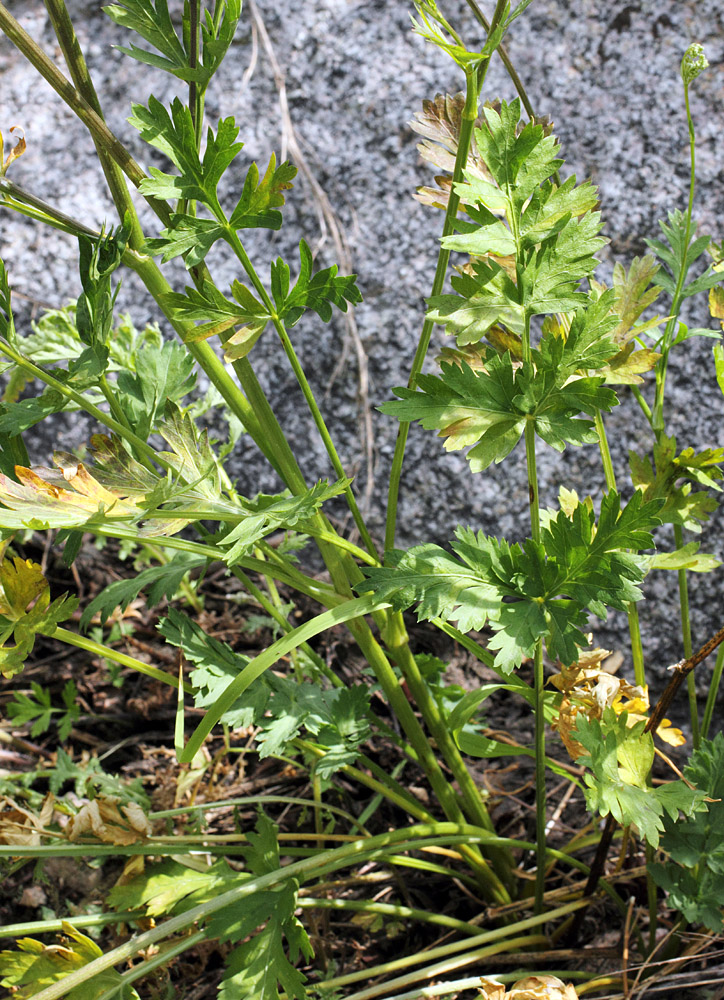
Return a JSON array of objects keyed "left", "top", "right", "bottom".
[
  {"left": 701, "top": 641, "right": 724, "bottom": 740},
  {"left": 317, "top": 898, "right": 588, "bottom": 995},
  {"left": 674, "top": 522, "right": 699, "bottom": 746},
  {"left": 222, "top": 226, "right": 379, "bottom": 560},
  {"left": 0, "top": 3, "right": 163, "bottom": 213},
  {"left": 299, "top": 740, "right": 433, "bottom": 824},
  {"left": 384, "top": 65, "right": 479, "bottom": 552},
  {"left": 521, "top": 309, "right": 546, "bottom": 914},
  {"left": 0, "top": 177, "right": 99, "bottom": 239},
  {"left": 0, "top": 339, "right": 171, "bottom": 473},
  {"left": 0, "top": 910, "right": 147, "bottom": 938},
  {"left": 42, "top": 0, "right": 146, "bottom": 250},
  {"left": 383, "top": 615, "right": 504, "bottom": 844},
  {"left": 385, "top": 0, "right": 509, "bottom": 551},
  {"left": 594, "top": 410, "right": 646, "bottom": 685},
  {"left": 652, "top": 79, "right": 697, "bottom": 435},
  {"left": 297, "top": 896, "right": 482, "bottom": 936},
  {"left": 12, "top": 824, "right": 521, "bottom": 1000},
  {"left": 53, "top": 627, "right": 193, "bottom": 693}
]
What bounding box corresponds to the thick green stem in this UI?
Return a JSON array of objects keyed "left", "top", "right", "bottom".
[
  {"left": 222, "top": 227, "right": 379, "bottom": 559},
  {"left": 42, "top": 0, "right": 146, "bottom": 250},
  {"left": 0, "top": 3, "right": 162, "bottom": 212}
]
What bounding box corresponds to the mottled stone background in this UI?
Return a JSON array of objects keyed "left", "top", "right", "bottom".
[{"left": 1, "top": 1, "right": 723, "bottom": 713}]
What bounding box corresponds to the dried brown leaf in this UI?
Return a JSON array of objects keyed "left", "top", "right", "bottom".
[{"left": 65, "top": 797, "right": 152, "bottom": 845}]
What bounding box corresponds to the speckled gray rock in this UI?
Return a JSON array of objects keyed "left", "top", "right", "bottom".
[{"left": 1, "top": 1, "right": 723, "bottom": 711}]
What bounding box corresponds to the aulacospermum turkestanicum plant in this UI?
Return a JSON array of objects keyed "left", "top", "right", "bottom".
[{"left": 0, "top": 1, "right": 723, "bottom": 998}]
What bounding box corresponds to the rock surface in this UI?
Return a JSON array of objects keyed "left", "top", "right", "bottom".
[{"left": 1, "top": 0, "right": 723, "bottom": 710}]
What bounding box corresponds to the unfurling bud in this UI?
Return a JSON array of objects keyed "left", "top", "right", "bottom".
[{"left": 681, "top": 43, "right": 709, "bottom": 86}]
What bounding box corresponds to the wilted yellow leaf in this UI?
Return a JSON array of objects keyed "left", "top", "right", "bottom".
[
  {"left": 478, "top": 975, "right": 578, "bottom": 1000},
  {"left": 551, "top": 646, "right": 685, "bottom": 761},
  {"left": 0, "top": 125, "right": 26, "bottom": 177}
]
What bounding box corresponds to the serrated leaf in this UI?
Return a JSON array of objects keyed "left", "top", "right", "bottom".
[
  {"left": 648, "top": 734, "right": 724, "bottom": 930},
  {"left": 381, "top": 337, "right": 616, "bottom": 472},
  {"left": 131, "top": 97, "right": 243, "bottom": 207},
  {"left": 409, "top": 92, "right": 493, "bottom": 211},
  {"left": 218, "top": 480, "right": 350, "bottom": 565},
  {"left": 107, "top": 0, "right": 240, "bottom": 91},
  {"left": 115, "top": 341, "right": 196, "bottom": 439},
  {"left": 219, "top": 923, "right": 308, "bottom": 1000},
  {"left": 160, "top": 279, "right": 271, "bottom": 349},
  {"left": 358, "top": 492, "right": 658, "bottom": 671},
  {"left": 80, "top": 552, "right": 207, "bottom": 629},
  {"left": 629, "top": 435, "right": 723, "bottom": 532},
  {"left": 272, "top": 240, "right": 362, "bottom": 327},
  {"left": 76, "top": 223, "right": 129, "bottom": 350},
  {"left": 145, "top": 213, "right": 226, "bottom": 266},
  {"left": 108, "top": 858, "right": 244, "bottom": 917},
  {"left": 0, "top": 923, "right": 140, "bottom": 1000},
  {"left": 230, "top": 154, "right": 297, "bottom": 230}
]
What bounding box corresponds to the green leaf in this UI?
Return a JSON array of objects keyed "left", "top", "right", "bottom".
[
  {"left": 230, "top": 154, "right": 297, "bottom": 230},
  {"left": 381, "top": 316, "right": 617, "bottom": 472},
  {"left": 217, "top": 479, "right": 350, "bottom": 565},
  {"left": 575, "top": 709, "right": 706, "bottom": 849},
  {"left": 80, "top": 552, "right": 207, "bottom": 629},
  {"left": 115, "top": 341, "right": 196, "bottom": 439},
  {"left": 105, "top": 0, "right": 190, "bottom": 78},
  {"left": 131, "top": 97, "right": 243, "bottom": 206},
  {"left": 645, "top": 209, "right": 720, "bottom": 301},
  {"left": 647, "top": 541, "right": 720, "bottom": 573},
  {"left": 156, "top": 400, "right": 222, "bottom": 498},
  {"left": 145, "top": 213, "right": 226, "bottom": 266},
  {"left": 0, "top": 923, "right": 140, "bottom": 1000},
  {"left": 160, "top": 278, "right": 271, "bottom": 348},
  {"left": 0, "top": 257, "right": 16, "bottom": 344},
  {"left": 76, "top": 223, "right": 130, "bottom": 349},
  {"left": 210, "top": 812, "right": 312, "bottom": 1000},
  {"left": 108, "top": 858, "right": 244, "bottom": 916},
  {"left": 629, "top": 434, "right": 723, "bottom": 532},
  {"left": 272, "top": 240, "right": 362, "bottom": 327},
  {"left": 0, "top": 391, "right": 69, "bottom": 438},
  {"left": 648, "top": 733, "right": 724, "bottom": 929},
  {"left": 714, "top": 342, "right": 724, "bottom": 396},
  {"left": 107, "top": 0, "right": 240, "bottom": 90},
  {"left": 357, "top": 491, "right": 658, "bottom": 671},
  {"left": 219, "top": 922, "right": 308, "bottom": 1000}
]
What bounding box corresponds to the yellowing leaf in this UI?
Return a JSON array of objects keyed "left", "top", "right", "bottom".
[
  {"left": 551, "top": 648, "right": 685, "bottom": 761},
  {"left": 0, "top": 557, "right": 49, "bottom": 619},
  {"left": 478, "top": 976, "right": 579, "bottom": 1000},
  {"left": 0, "top": 125, "right": 26, "bottom": 177},
  {"left": 0, "top": 923, "right": 139, "bottom": 1000},
  {"left": 709, "top": 285, "right": 724, "bottom": 327}
]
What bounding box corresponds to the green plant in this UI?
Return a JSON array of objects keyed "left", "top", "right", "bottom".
[{"left": 0, "top": 1, "right": 723, "bottom": 998}]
